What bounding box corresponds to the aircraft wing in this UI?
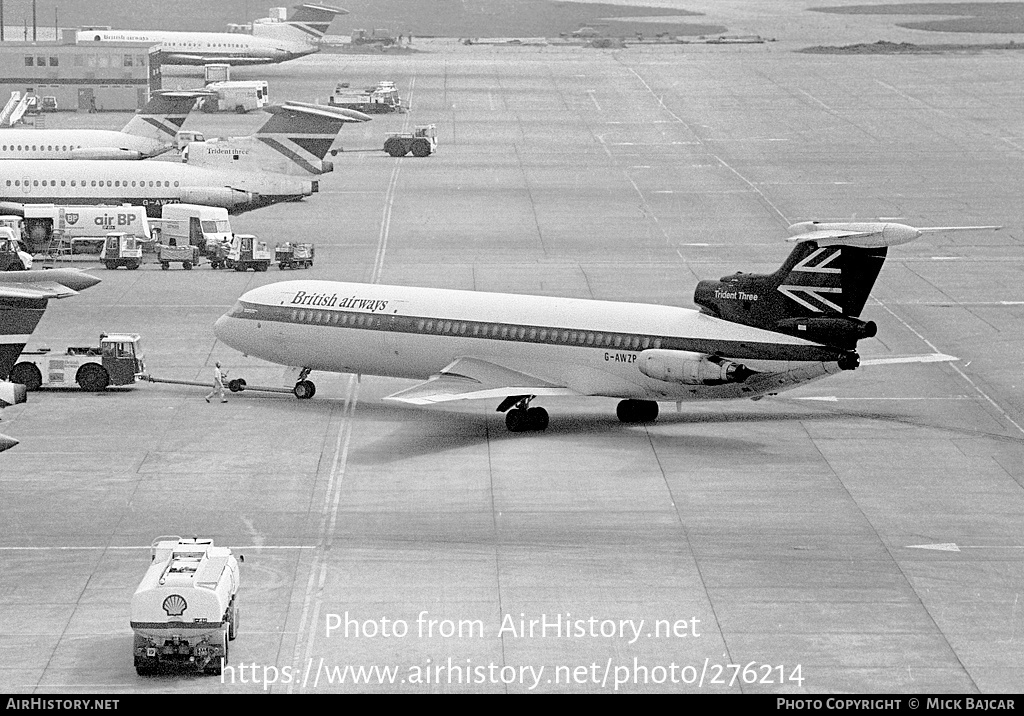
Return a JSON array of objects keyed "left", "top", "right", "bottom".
[
  {"left": 163, "top": 54, "right": 280, "bottom": 66},
  {"left": 0, "top": 281, "right": 79, "bottom": 299},
  {"left": 384, "top": 357, "right": 579, "bottom": 405}
]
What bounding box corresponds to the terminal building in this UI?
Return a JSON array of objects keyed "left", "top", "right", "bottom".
[{"left": 0, "top": 32, "right": 161, "bottom": 112}]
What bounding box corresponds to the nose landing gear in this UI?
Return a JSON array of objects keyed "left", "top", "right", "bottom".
[{"left": 293, "top": 368, "right": 316, "bottom": 399}]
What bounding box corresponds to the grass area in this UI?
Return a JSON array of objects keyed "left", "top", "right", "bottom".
[
  {"left": 800, "top": 39, "right": 1024, "bottom": 53},
  {"left": 810, "top": 2, "right": 1024, "bottom": 33}
]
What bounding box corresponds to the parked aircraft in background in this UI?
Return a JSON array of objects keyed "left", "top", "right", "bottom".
[
  {"left": 0, "top": 91, "right": 207, "bottom": 161},
  {"left": 216, "top": 222, "right": 993, "bottom": 431},
  {"left": 0, "top": 267, "right": 102, "bottom": 452},
  {"left": 0, "top": 103, "right": 365, "bottom": 216},
  {"left": 77, "top": 4, "right": 346, "bottom": 66},
  {"left": 183, "top": 101, "right": 370, "bottom": 176}
]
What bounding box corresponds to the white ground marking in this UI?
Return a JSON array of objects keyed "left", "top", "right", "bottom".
[
  {"left": 621, "top": 62, "right": 790, "bottom": 226},
  {"left": 874, "top": 298, "right": 1024, "bottom": 437},
  {"left": 286, "top": 76, "right": 416, "bottom": 693}
]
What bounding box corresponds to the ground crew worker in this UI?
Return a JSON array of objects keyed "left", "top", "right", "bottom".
[{"left": 205, "top": 361, "right": 228, "bottom": 403}]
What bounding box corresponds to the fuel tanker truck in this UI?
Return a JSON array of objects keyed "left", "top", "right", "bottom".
[{"left": 130, "top": 537, "right": 241, "bottom": 675}]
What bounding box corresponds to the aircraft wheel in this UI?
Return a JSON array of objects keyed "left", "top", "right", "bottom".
[
  {"left": 293, "top": 380, "right": 316, "bottom": 400},
  {"left": 10, "top": 362, "right": 42, "bottom": 391},
  {"left": 228, "top": 378, "right": 246, "bottom": 393},
  {"left": 838, "top": 352, "right": 860, "bottom": 371},
  {"left": 526, "top": 407, "right": 549, "bottom": 431},
  {"left": 505, "top": 408, "right": 526, "bottom": 432},
  {"left": 616, "top": 399, "right": 659, "bottom": 424}
]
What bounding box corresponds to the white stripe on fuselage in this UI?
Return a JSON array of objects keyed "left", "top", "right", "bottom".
[{"left": 216, "top": 280, "right": 841, "bottom": 403}]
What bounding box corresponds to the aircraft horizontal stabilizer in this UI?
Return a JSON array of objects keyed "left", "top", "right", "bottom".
[
  {"left": 859, "top": 353, "right": 958, "bottom": 366},
  {"left": 787, "top": 221, "right": 1001, "bottom": 249},
  {"left": 384, "top": 357, "right": 577, "bottom": 405},
  {"left": 279, "top": 101, "right": 371, "bottom": 122}
]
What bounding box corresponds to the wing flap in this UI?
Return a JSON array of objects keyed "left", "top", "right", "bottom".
[
  {"left": 384, "top": 357, "right": 578, "bottom": 405},
  {"left": 0, "top": 282, "right": 78, "bottom": 299}
]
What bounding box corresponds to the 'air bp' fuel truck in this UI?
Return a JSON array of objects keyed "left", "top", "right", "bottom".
[{"left": 131, "top": 537, "right": 241, "bottom": 676}]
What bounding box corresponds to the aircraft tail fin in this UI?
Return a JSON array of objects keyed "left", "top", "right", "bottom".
[
  {"left": 252, "top": 3, "right": 346, "bottom": 45},
  {"left": 120, "top": 90, "right": 210, "bottom": 151},
  {"left": 0, "top": 297, "right": 48, "bottom": 380},
  {"left": 693, "top": 222, "right": 927, "bottom": 349},
  {"left": 183, "top": 102, "right": 370, "bottom": 176}
]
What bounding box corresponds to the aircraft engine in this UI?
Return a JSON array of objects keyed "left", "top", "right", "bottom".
[
  {"left": 638, "top": 349, "right": 754, "bottom": 386},
  {"left": 70, "top": 147, "right": 144, "bottom": 160},
  {"left": 180, "top": 187, "right": 253, "bottom": 208},
  {"left": 0, "top": 380, "right": 27, "bottom": 407}
]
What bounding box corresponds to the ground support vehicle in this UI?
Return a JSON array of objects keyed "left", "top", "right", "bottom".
[
  {"left": 150, "top": 204, "right": 232, "bottom": 257},
  {"left": 131, "top": 537, "right": 240, "bottom": 676},
  {"left": 207, "top": 240, "right": 232, "bottom": 270},
  {"left": 384, "top": 124, "right": 437, "bottom": 157},
  {"left": 226, "top": 234, "right": 271, "bottom": 272},
  {"left": 275, "top": 242, "right": 314, "bottom": 270},
  {"left": 0, "top": 228, "right": 32, "bottom": 270},
  {"left": 158, "top": 242, "right": 199, "bottom": 270},
  {"left": 100, "top": 233, "right": 143, "bottom": 270},
  {"left": 328, "top": 81, "right": 404, "bottom": 113},
  {"left": 201, "top": 81, "right": 269, "bottom": 114},
  {"left": 9, "top": 333, "right": 145, "bottom": 392}
]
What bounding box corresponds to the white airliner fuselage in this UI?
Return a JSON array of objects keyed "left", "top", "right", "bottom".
[
  {"left": 77, "top": 30, "right": 314, "bottom": 66},
  {"left": 215, "top": 280, "right": 844, "bottom": 406},
  {"left": 2, "top": 159, "right": 316, "bottom": 216},
  {"left": 0, "top": 130, "right": 164, "bottom": 160}
]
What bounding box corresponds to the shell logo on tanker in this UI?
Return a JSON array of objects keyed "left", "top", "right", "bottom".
[{"left": 162, "top": 594, "right": 188, "bottom": 617}]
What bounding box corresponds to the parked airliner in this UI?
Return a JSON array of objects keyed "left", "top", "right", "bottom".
[
  {"left": 0, "top": 102, "right": 364, "bottom": 216},
  {"left": 77, "top": 4, "right": 346, "bottom": 66},
  {"left": 0, "top": 267, "right": 102, "bottom": 452},
  {"left": 0, "top": 91, "right": 205, "bottom": 161},
  {"left": 215, "top": 222, "right": 990, "bottom": 431}
]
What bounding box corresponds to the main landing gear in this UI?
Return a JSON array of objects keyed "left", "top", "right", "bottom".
[
  {"left": 497, "top": 395, "right": 549, "bottom": 432},
  {"left": 293, "top": 368, "right": 316, "bottom": 399},
  {"left": 616, "top": 399, "right": 659, "bottom": 424}
]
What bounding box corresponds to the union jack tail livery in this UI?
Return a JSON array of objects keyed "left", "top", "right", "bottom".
[
  {"left": 251, "top": 3, "right": 347, "bottom": 46},
  {"left": 120, "top": 91, "right": 209, "bottom": 151},
  {"left": 694, "top": 221, "right": 998, "bottom": 350},
  {"left": 182, "top": 101, "right": 370, "bottom": 176}
]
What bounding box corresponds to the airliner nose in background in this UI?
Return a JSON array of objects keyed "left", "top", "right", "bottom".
[{"left": 76, "top": 3, "right": 347, "bottom": 66}]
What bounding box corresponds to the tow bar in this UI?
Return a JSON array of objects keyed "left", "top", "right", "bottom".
[{"left": 137, "top": 374, "right": 295, "bottom": 395}]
